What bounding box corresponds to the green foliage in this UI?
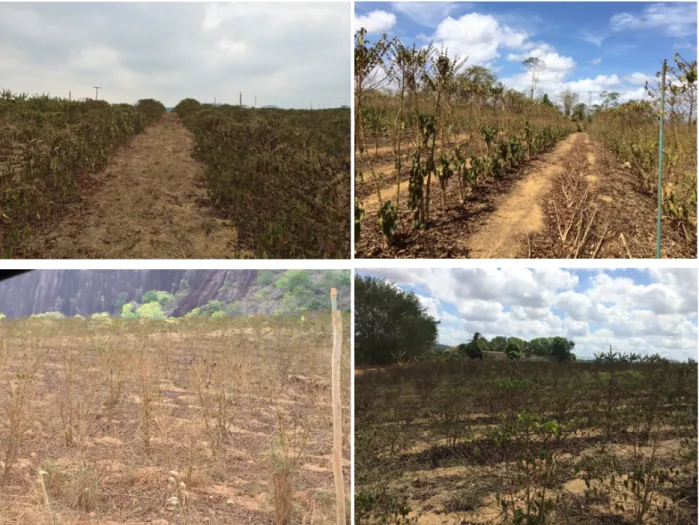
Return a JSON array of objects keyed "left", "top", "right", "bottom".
[
  {"left": 90, "top": 312, "right": 109, "bottom": 319},
  {"left": 459, "top": 333, "right": 489, "bottom": 359},
  {"left": 378, "top": 201, "right": 398, "bottom": 247},
  {"left": 121, "top": 303, "right": 137, "bottom": 320},
  {"left": 256, "top": 270, "right": 278, "bottom": 287},
  {"left": 211, "top": 311, "right": 227, "bottom": 320},
  {"left": 505, "top": 340, "right": 522, "bottom": 360},
  {"left": 550, "top": 336, "right": 575, "bottom": 361},
  {"left": 185, "top": 300, "right": 227, "bottom": 318},
  {"left": 490, "top": 336, "right": 508, "bottom": 352},
  {"left": 355, "top": 198, "right": 365, "bottom": 246},
  {"left": 141, "top": 290, "right": 173, "bottom": 307},
  {"left": 355, "top": 275, "right": 439, "bottom": 365},
  {"left": 30, "top": 311, "right": 64, "bottom": 319},
  {"left": 135, "top": 302, "right": 165, "bottom": 320},
  {"left": 112, "top": 292, "right": 129, "bottom": 315},
  {"left": 276, "top": 270, "right": 311, "bottom": 291},
  {"left": 175, "top": 279, "right": 190, "bottom": 297}
]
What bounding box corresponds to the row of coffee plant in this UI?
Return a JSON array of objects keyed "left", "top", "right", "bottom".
[
  {"left": 0, "top": 90, "right": 165, "bottom": 256},
  {"left": 354, "top": 30, "right": 575, "bottom": 252},
  {"left": 587, "top": 54, "right": 697, "bottom": 234},
  {"left": 174, "top": 99, "right": 350, "bottom": 259},
  {"left": 356, "top": 359, "right": 697, "bottom": 524}
]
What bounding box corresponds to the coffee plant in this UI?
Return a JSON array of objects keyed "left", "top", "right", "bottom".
[
  {"left": 355, "top": 358, "right": 697, "bottom": 524},
  {"left": 354, "top": 31, "right": 575, "bottom": 256},
  {"left": 0, "top": 90, "right": 165, "bottom": 256},
  {"left": 174, "top": 100, "right": 350, "bottom": 259}
]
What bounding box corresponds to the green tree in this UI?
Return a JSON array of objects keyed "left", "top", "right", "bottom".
[
  {"left": 276, "top": 270, "right": 312, "bottom": 291},
  {"left": 490, "top": 336, "right": 508, "bottom": 352},
  {"left": 506, "top": 340, "right": 522, "bottom": 360},
  {"left": 560, "top": 88, "right": 579, "bottom": 117},
  {"left": 523, "top": 57, "right": 545, "bottom": 99},
  {"left": 600, "top": 91, "right": 620, "bottom": 109},
  {"left": 136, "top": 302, "right": 166, "bottom": 320},
  {"left": 572, "top": 102, "right": 586, "bottom": 120},
  {"left": 526, "top": 337, "right": 552, "bottom": 356},
  {"left": 142, "top": 290, "right": 173, "bottom": 307},
  {"left": 506, "top": 337, "right": 525, "bottom": 352},
  {"left": 112, "top": 292, "right": 129, "bottom": 314},
  {"left": 257, "top": 270, "right": 278, "bottom": 286},
  {"left": 460, "top": 332, "right": 485, "bottom": 359},
  {"left": 121, "top": 303, "right": 138, "bottom": 319},
  {"left": 550, "top": 336, "right": 575, "bottom": 361},
  {"left": 355, "top": 275, "right": 439, "bottom": 365}
]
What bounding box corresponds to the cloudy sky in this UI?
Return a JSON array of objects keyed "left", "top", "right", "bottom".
[
  {"left": 358, "top": 268, "right": 698, "bottom": 361},
  {"left": 1, "top": 2, "right": 351, "bottom": 108},
  {"left": 355, "top": 2, "right": 697, "bottom": 105}
]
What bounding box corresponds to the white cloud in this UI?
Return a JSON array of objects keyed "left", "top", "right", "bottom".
[
  {"left": 0, "top": 3, "right": 350, "bottom": 108},
  {"left": 581, "top": 30, "right": 605, "bottom": 47},
  {"left": 355, "top": 10, "right": 396, "bottom": 34},
  {"left": 391, "top": 2, "right": 462, "bottom": 29},
  {"left": 590, "top": 58, "right": 602, "bottom": 65},
  {"left": 361, "top": 269, "right": 698, "bottom": 361},
  {"left": 624, "top": 72, "right": 654, "bottom": 85},
  {"left": 610, "top": 3, "right": 698, "bottom": 37},
  {"left": 432, "top": 12, "right": 530, "bottom": 65}
]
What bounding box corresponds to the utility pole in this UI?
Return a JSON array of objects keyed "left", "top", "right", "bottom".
[
  {"left": 239, "top": 91, "right": 242, "bottom": 108},
  {"left": 93, "top": 86, "right": 101, "bottom": 100},
  {"left": 214, "top": 97, "right": 216, "bottom": 106},
  {"left": 254, "top": 96, "right": 257, "bottom": 108}
]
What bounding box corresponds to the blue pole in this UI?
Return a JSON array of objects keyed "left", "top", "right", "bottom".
[{"left": 656, "top": 60, "right": 667, "bottom": 259}]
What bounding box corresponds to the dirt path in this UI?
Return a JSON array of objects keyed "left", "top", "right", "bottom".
[
  {"left": 465, "top": 132, "right": 581, "bottom": 258},
  {"left": 20, "top": 113, "right": 239, "bottom": 258}
]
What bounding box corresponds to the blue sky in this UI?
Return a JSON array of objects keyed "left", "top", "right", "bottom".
[
  {"left": 358, "top": 268, "right": 698, "bottom": 361},
  {"left": 355, "top": 2, "right": 697, "bottom": 105}
]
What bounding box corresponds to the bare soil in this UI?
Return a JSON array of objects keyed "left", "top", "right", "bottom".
[
  {"left": 355, "top": 133, "right": 580, "bottom": 258},
  {"left": 17, "top": 114, "right": 240, "bottom": 259},
  {"left": 466, "top": 133, "right": 578, "bottom": 258},
  {"left": 0, "top": 317, "right": 350, "bottom": 524},
  {"left": 355, "top": 131, "right": 696, "bottom": 258},
  {"left": 531, "top": 134, "right": 696, "bottom": 259}
]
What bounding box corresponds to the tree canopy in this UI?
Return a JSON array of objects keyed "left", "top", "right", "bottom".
[{"left": 355, "top": 275, "right": 439, "bottom": 365}]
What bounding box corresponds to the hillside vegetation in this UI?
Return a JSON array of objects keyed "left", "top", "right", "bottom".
[{"left": 2, "top": 269, "right": 351, "bottom": 321}]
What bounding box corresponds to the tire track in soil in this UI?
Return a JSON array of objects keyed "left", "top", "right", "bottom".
[
  {"left": 465, "top": 132, "right": 582, "bottom": 258},
  {"left": 19, "top": 113, "right": 239, "bottom": 259}
]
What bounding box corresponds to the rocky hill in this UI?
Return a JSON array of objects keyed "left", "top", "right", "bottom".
[{"left": 0, "top": 270, "right": 350, "bottom": 318}]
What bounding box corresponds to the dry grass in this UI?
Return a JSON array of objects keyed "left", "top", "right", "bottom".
[{"left": 0, "top": 315, "right": 350, "bottom": 524}]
